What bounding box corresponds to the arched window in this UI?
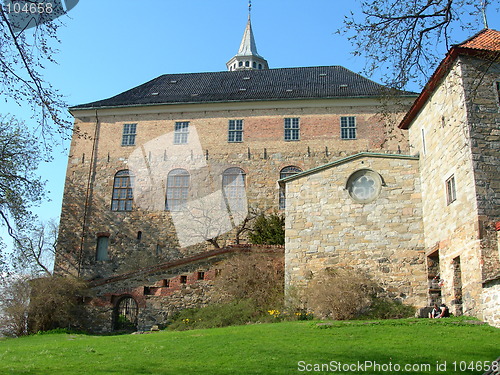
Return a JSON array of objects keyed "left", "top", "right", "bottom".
[
  {"left": 222, "top": 167, "right": 246, "bottom": 211},
  {"left": 166, "top": 169, "right": 190, "bottom": 211},
  {"left": 111, "top": 170, "right": 134, "bottom": 211},
  {"left": 279, "top": 166, "right": 302, "bottom": 210}
]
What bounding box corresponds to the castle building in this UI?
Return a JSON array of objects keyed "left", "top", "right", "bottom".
[
  {"left": 283, "top": 29, "right": 500, "bottom": 326},
  {"left": 55, "top": 7, "right": 499, "bottom": 331},
  {"left": 56, "top": 10, "right": 414, "bottom": 288}
]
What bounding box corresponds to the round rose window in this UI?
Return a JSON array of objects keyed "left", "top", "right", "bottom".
[{"left": 346, "top": 169, "right": 383, "bottom": 203}]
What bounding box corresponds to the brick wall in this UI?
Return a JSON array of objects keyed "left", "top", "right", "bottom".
[{"left": 56, "top": 98, "right": 411, "bottom": 279}]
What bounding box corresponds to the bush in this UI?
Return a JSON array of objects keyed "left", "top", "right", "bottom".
[
  {"left": 0, "top": 276, "right": 31, "bottom": 337},
  {"left": 248, "top": 213, "right": 285, "bottom": 245},
  {"left": 304, "top": 268, "right": 376, "bottom": 320},
  {"left": 212, "top": 253, "right": 284, "bottom": 312},
  {"left": 28, "top": 276, "right": 90, "bottom": 334}
]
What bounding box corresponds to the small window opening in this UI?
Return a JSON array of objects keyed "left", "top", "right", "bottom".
[
  {"left": 197, "top": 271, "right": 205, "bottom": 280},
  {"left": 96, "top": 236, "right": 109, "bottom": 261},
  {"left": 137, "top": 231, "right": 142, "bottom": 240},
  {"left": 446, "top": 175, "right": 456, "bottom": 205},
  {"left": 180, "top": 275, "right": 187, "bottom": 284},
  {"left": 161, "top": 279, "right": 170, "bottom": 288}
]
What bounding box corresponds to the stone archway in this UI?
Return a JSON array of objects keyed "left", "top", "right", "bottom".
[{"left": 113, "top": 296, "right": 138, "bottom": 331}]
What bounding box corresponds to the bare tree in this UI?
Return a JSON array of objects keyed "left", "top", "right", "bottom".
[
  {"left": 0, "top": 4, "right": 71, "bottom": 143},
  {"left": 13, "top": 219, "right": 59, "bottom": 276},
  {"left": 0, "top": 116, "right": 46, "bottom": 249},
  {"left": 341, "top": 0, "right": 495, "bottom": 89}
]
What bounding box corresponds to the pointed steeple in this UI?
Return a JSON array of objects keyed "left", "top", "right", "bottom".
[{"left": 226, "top": 1, "right": 269, "bottom": 71}]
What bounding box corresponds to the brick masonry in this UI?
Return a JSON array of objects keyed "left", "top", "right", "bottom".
[
  {"left": 56, "top": 98, "right": 411, "bottom": 280},
  {"left": 82, "top": 245, "right": 284, "bottom": 333}
]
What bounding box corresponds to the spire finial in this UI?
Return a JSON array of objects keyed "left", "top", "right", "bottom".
[
  {"left": 481, "top": 0, "right": 489, "bottom": 28},
  {"left": 248, "top": 0, "right": 252, "bottom": 19}
]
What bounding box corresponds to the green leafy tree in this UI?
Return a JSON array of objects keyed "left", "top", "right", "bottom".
[{"left": 248, "top": 213, "right": 285, "bottom": 246}]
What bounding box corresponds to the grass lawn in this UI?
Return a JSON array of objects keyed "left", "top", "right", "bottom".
[{"left": 0, "top": 318, "right": 498, "bottom": 374}]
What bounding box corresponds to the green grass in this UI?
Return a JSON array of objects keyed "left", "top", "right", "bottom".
[{"left": 0, "top": 318, "right": 498, "bottom": 374}]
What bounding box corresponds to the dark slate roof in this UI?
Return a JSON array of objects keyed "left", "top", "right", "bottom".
[{"left": 71, "top": 66, "right": 415, "bottom": 110}]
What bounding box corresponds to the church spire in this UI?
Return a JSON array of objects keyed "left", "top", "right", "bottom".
[{"left": 226, "top": 1, "right": 269, "bottom": 71}]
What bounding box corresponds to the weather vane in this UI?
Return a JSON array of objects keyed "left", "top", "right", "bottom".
[{"left": 249, "top": 0, "right": 252, "bottom": 16}]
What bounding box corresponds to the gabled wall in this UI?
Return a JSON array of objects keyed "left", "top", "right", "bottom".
[{"left": 284, "top": 154, "right": 427, "bottom": 308}]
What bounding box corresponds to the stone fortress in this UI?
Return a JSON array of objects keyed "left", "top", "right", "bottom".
[{"left": 55, "top": 7, "right": 499, "bottom": 331}]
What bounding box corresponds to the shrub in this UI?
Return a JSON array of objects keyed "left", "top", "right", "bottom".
[
  {"left": 212, "top": 253, "right": 284, "bottom": 312},
  {"left": 0, "top": 276, "right": 31, "bottom": 337},
  {"left": 28, "top": 276, "right": 90, "bottom": 334},
  {"left": 248, "top": 213, "right": 285, "bottom": 245},
  {"left": 304, "top": 268, "right": 376, "bottom": 320}
]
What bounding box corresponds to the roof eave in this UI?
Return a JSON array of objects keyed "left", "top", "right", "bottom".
[
  {"left": 399, "top": 45, "right": 500, "bottom": 130},
  {"left": 70, "top": 93, "right": 416, "bottom": 114}
]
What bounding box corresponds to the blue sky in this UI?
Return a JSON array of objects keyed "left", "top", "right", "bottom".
[{"left": 1, "top": 0, "right": 498, "bottom": 257}]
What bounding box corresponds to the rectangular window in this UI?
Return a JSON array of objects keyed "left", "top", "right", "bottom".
[
  {"left": 446, "top": 175, "right": 456, "bottom": 205},
  {"left": 121, "top": 123, "right": 137, "bottom": 146},
  {"left": 197, "top": 271, "right": 205, "bottom": 280},
  {"left": 421, "top": 128, "right": 427, "bottom": 155},
  {"left": 496, "top": 81, "right": 500, "bottom": 106},
  {"left": 174, "top": 121, "right": 189, "bottom": 144},
  {"left": 228, "top": 119, "right": 244, "bottom": 142},
  {"left": 341, "top": 116, "right": 356, "bottom": 139},
  {"left": 180, "top": 275, "right": 187, "bottom": 284},
  {"left": 284, "top": 118, "right": 300, "bottom": 141},
  {"left": 96, "top": 236, "right": 109, "bottom": 261}
]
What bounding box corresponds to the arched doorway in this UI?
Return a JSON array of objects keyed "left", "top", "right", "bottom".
[{"left": 113, "top": 296, "right": 138, "bottom": 331}]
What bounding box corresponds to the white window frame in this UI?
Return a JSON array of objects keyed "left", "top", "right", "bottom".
[
  {"left": 284, "top": 118, "right": 300, "bottom": 141},
  {"left": 174, "top": 121, "right": 189, "bottom": 144},
  {"left": 228, "top": 120, "right": 244, "bottom": 142},
  {"left": 340, "top": 116, "right": 356, "bottom": 140},
  {"left": 446, "top": 175, "right": 457, "bottom": 205},
  {"left": 121, "top": 123, "right": 137, "bottom": 146}
]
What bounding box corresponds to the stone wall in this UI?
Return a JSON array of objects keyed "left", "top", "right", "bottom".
[
  {"left": 57, "top": 97, "right": 411, "bottom": 279},
  {"left": 83, "top": 245, "right": 284, "bottom": 333},
  {"left": 406, "top": 58, "right": 484, "bottom": 317},
  {"left": 284, "top": 153, "right": 427, "bottom": 308},
  {"left": 482, "top": 278, "right": 500, "bottom": 328},
  {"left": 460, "top": 56, "right": 500, "bottom": 283}
]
